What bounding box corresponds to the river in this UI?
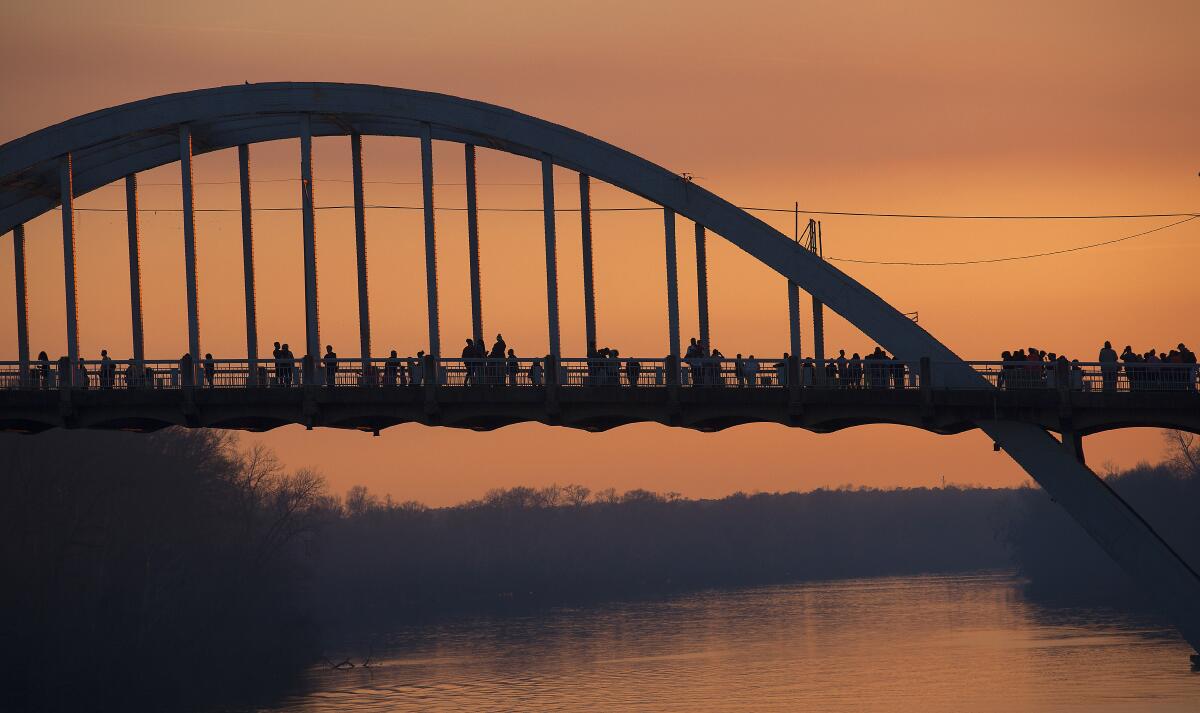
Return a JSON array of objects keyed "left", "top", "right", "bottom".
[{"left": 261, "top": 573, "right": 1197, "bottom": 712}]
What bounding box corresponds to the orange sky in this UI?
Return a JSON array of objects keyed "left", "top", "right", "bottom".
[{"left": 1, "top": 1, "right": 1197, "bottom": 505}]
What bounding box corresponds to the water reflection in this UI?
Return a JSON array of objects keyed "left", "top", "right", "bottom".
[{"left": 263, "top": 573, "right": 1197, "bottom": 712}]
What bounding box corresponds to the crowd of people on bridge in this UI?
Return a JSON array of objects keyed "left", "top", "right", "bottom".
[
  {"left": 997, "top": 342, "right": 1197, "bottom": 391},
  {"left": 11, "top": 337, "right": 1196, "bottom": 393}
]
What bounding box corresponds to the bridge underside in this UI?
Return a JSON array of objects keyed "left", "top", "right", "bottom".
[{"left": 2, "top": 388, "right": 1196, "bottom": 437}]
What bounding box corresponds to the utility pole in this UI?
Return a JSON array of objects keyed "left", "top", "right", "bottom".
[{"left": 805, "top": 219, "right": 825, "bottom": 364}]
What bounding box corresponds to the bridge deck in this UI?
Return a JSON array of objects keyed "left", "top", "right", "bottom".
[{"left": 2, "top": 382, "right": 1195, "bottom": 436}]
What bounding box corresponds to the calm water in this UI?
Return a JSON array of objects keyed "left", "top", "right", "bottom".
[{"left": 264, "top": 573, "right": 1198, "bottom": 712}]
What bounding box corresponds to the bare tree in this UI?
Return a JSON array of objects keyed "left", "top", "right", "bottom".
[{"left": 1163, "top": 429, "right": 1199, "bottom": 478}]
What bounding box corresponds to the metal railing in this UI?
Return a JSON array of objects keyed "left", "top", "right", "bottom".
[
  {"left": 962, "top": 360, "right": 1200, "bottom": 393},
  {"left": 0, "top": 357, "right": 1195, "bottom": 393}
]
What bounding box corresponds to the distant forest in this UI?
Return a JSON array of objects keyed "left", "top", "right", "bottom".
[{"left": 1, "top": 427, "right": 1197, "bottom": 711}]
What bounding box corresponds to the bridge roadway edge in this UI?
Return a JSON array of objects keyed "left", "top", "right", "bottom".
[{"left": 1, "top": 82, "right": 1198, "bottom": 655}]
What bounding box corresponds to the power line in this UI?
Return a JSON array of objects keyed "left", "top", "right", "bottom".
[
  {"left": 45, "top": 205, "right": 1200, "bottom": 267},
  {"left": 825, "top": 215, "right": 1199, "bottom": 266},
  {"left": 743, "top": 206, "right": 1199, "bottom": 220},
  {"left": 92, "top": 180, "right": 1200, "bottom": 220}
]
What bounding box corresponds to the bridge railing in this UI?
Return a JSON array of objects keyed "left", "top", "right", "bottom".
[
  {"left": 1, "top": 358, "right": 1195, "bottom": 392},
  {"left": 957, "top": 360, "right": 1200, "bottom": 392}
]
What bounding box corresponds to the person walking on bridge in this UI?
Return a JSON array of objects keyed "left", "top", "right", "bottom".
[
  {"left": 385, "top": 350, "right": 400, "bottom": 386},
  {"left": 462, "top": 339, "right": 477, "bottom": 385},
  {"left": 488, "top": 334, "right": 506, "bottom": 385},
  {"left": 506, "top": 349, "right": 520, "bottom": 386},
  {"left": 203, "top": 353, "right": 216, "bottom": 388},
  {"left": 37, "top": 351, "right": 50, "bottom": 389},
  {"left": 744, "top": 355, "right": 760, "bottom": 387},
  {"left": 99, "top": 350, "right": 114, "bottom": 389},
  {"left": 272, "top": 341, "right": 282, "bottom": 387},
  {"left": 324, "top": 345, "right": 338, "bottom": 386},
  {"left": 179, "top": 353, "right": 194, "bottom": 388},
  {"left": 1099, "top": 341, "right": 1118, "bottom": 391}
]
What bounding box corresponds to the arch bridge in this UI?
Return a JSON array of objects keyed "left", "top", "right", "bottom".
[{"left": 1, "top": 83, "right": 1198, "bottom": 658}]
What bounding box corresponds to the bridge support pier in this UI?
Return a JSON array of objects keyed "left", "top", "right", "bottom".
[
  {"left": 351, "top": 134, "right": 371, "bottom": 369},
  {"left": 11, "top": 224, "right": 29, "bottom": 384},
  {"left": 580, "top": 174, "right": 597, "bottom": 351},
  {"left": 59, "top": 155, "right": 80, "bottom": 371},
  {"left": 985, "top": 420, "right": 1200, "bottom": 655},
  {"left": 465, "top": 144, "right": 484, "bottom": 346},
  {"left": 238, "top": 145, "right": 259, "bottom": 385},
  {"left": 541, "top": 156, "right": 561, "bottom": 359}
]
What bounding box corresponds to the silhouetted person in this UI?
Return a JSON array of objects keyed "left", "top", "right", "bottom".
[
  {"left": 735, "top": 353, "right": 745, "bottom": 387},
  {"left": 55, "top": 355, "right": 69, "bottom": 388},
  {"left": 1120, "top": 345, "right": 1140, "bottom": 390},
  {"left": 891, "top": 355, "right": 905, "bottom": 389},
  {"left": 324, "top": 345, "right": 337, "bottom": 386},
  {"left": 124, "top": 361, "right": 139, "bottom": 389},
  {"left": 488, "top": 334, "right": 506, "bottom": 385},
  {"left": 385, "top": 350, "right": 401, "bottom": 386},
  {"left": 413, "top": 351, "right": 425, "bottom": 386},
  {"left": 180, "top": 353, "right": 194, "bottom": 388},
  {"left": 849, "top": 353, "right": 862, "bottom": 388},
  {"left": 462, "top": 339, "right": 477, "bottom": 385},
  {"left": 203, "top": 353, "right": 216, "bottom": 387},
  {"left": 281, "top": 344, "right": 295, "bottom": 386},
  {"left": 744, "top": 355, "right": 760, "bottom": 387},
  {"left": 1099, "top": 340, "right": 1118, "bottom": 391},
  {"left": 506, "top": 349, "right": 519, "bottom": 385},
  {"left": 802, "top": 357, "right": 816, "bottom": 387},
  {"left": 37, "top": 351, "right": 50, "bottom": 389},
  {"left": 272, "top": 341, "right": 282, "bottom": 386},
  {"left": 1179, "top": 343, "right": 1197, "bottom": 392},
  {"left": 626, "top": 357, "right": 642, "bottom": 387},
  {"left": 77, "top": 358, "right": 89, "bottom": 390},
  {"left": 99, "top": 349, "right": 114, "bottom": 389},
  {"left": 711, "top": 348, "right": 725, "bottom": 387},
  {"left": 530, "top": 358, "right": 544, "bottom": 386}
]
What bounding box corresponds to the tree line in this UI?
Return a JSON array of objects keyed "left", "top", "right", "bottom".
[{"left": 2, "top": 427, "right": 1197, "bottom": 711}]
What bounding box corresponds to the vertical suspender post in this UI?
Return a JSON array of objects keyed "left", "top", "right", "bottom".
[
  {"left": 465, "top": 144, "right": 484, "bottom": 345},
  {"left": 60, "top": 155, "right": 80, "bottom": 372},
  {"left": 787, "top": 201, "right": 802, "bottom": 358},
  {"left": 179, "top": 128, "right": 201, "bottom": 368},
  {"left": 419, "top": 124, "right": 441, "bottom": 359},
  {"left": 238, "top": 144, "right": 259, "bottom": 384},
  {"left": 351, "top": 133, "right": 371, "bottom": 365},
  {"left": 298, "top": 115, "right": 321, "bottom": 380},
  {"left": 694, "top": 222, "right": 710, "bottom": 352},
  {"left": 125, "top": 175, "right": 145, "bottom": 365},
  {"left": 541, "top": 156, "right": 561, "bottom": 359},
  {"left": 664, "top": 208, "right": 681, "bottom": 361},
  {"left": 12, "top": 224, "right": 29, "bottom": 383},
  {"left": 579, "top": 174, "right": 597, "bottom": 352}
]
